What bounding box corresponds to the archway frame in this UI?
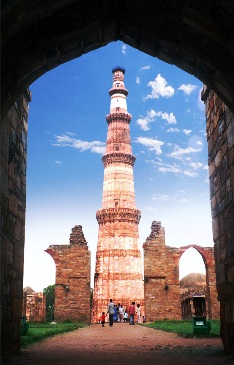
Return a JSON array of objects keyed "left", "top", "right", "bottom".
[
  {"left": 1, "top": 0, "right": 234, "bottom": 357},
  {"left": 1, "top": 0, "right": 234, "bottom": 118}
]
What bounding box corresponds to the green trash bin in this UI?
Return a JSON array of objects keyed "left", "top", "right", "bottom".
[
  {"left": 21, "top": 316, "right": 29, "bottom": 335},
  {"left": 192, "top": 316, "right": 211, "bottom": 336}
]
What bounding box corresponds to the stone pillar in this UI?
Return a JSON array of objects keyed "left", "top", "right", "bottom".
[
  {"left": 45, "top": 225, "right": 91, "bottom": 322},
  {"left": 204, "top": 247, "right": 220, "bottom": 319},
  {"left": 1, "top": 90, "right": 31, "bottom": 357},
  {"left": 202, "top": 87, "right": 234, "bottom": 354}
]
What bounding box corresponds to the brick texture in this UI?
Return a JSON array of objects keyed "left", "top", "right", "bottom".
[
  {"left": 143, "top": 221, "right": 219, "bottom": 321},
  {"left": 45, "top": 225, "right": 91, "bottom": 322}
]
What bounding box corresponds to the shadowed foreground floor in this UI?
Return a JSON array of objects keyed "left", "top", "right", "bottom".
[{"left": 4, "top": 323, "right": 234, "bottom": 365}]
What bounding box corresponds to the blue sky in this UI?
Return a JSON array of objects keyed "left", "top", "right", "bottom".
[{"left": 23, "top": 41, "right": 213, "bottom": 292}]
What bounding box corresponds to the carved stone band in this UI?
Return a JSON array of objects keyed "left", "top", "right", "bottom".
[
  {"left": 102, "top": 153, "right": 136, "bottom": 166},
  {"left": 106, "top": 112, "right": 132, "bottom": 124},
  {"left": 96, "top": 207, "right": 141, "bottom": 224}
]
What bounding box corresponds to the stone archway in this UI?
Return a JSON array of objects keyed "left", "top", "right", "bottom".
[
  {"left": 143, "top": 222, "right": 219, "bottom": 322},
  {"left": 178, "top": 245, "right": 219, "bottom": 320},
  {"left": 1, "top": 1, "right": 234, "bottom": 118},
  {"left": 1, "top": 0, "right": 234, "bottom": 357}
]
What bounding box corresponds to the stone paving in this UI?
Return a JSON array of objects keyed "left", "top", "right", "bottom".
[{"left": 4, "top": 323, "right": 234, "bottom": 365}]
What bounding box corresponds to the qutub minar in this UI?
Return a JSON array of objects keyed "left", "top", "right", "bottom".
[{"left": 92, "top": 66, "right": 144, "bottom": 321}]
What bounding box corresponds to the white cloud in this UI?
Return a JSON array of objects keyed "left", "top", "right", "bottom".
[
  {"left": 54, "top": 133, "right": 106, "bottom": 154},
  {"left": 161, "top": 112, "right": 176, "bottom": 124},
  {"left": 140, "top": 65, "right": 150, "bottom": 70},
  {"left": 188, "top": 162, "right": 204, "bottom": 170},
  {"left": 183, "top": 129, "right": 192, "bottom": 135},
  {"left": 136, "top": 109, "right": 176, "bottom": 131},
  {"left": 55, "top": 160, "right": 62, "bottom": 164},
  {"left": 152, "top": 194, "right": 171, "bottom": 201},
  {"left": 136, "top": 117, "right": 150, "bottom": 131},
  {"left": 136, "top": 76, "right": 140, "bottom": 84},
  {"left": 136, "top": 110, "right": 160, "bottom": 131},
  {"left": 158, "top": 165, "right": 181, "bottom": 174},
  {"left": 144, "top": 74, "right": 174, "bottom": 99},
  {"left": 147, "top": 110, "right": 160, "bottom": 119},
  {"left": 178, "top": 198, "right": 189, "bottom": 203},
  {"left": 158, "top": 162, "right": 198, "bottom": 178},
  {"left": 169, "top": 145, "right": 201, "bottom": 160},
  {"left": 184, "top": 170, "right": 198, "bottom": 177},
  {"left": 122, "top": 44, "right": 127, "bottom": 54},
  {"left": 152, "top": 193, "right": 188, "bottom": 203},
  {"left": 178, "top": 84, "right": 197, "bottom": 95},
  {"left": 135, "top": 136, "right": 164, "bottom": 155},
  {"left": 166, "top": 127, "right": 179, "bottom": 133}
]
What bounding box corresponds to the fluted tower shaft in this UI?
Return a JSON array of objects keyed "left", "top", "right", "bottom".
[{"left": 92, "top": 67, "right": 144, "bottom": 322}]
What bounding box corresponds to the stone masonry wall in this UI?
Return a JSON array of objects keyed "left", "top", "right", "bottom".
[
  {"left": 143, "top": 221, "right": 219, "bottom": 321},
  {"left": 22, "top": 291, "right": 46, "bottom": 322},
  {"left": 0, "top": 90, "right": 31, "bottom": 356},
  {"left": 202, "top": 87, "right": 234, "bottom": 354},
  {"left": 143, "top": 221, "right": 181, "bottom": 321},
  {"left": 45, "top": 226, "right": 91, "bottom": 322}
]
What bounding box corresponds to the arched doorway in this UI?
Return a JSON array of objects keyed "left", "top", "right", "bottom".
[
  {"left": 180, "top": 248, "right": 207, "bottom": 319},
  {"left": 1, "top": 1, "right": 234, "bottom": 357}
]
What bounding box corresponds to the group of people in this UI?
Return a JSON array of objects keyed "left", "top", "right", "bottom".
[{"left": 100, "top": 299, "right": 145, "bottom": 327}]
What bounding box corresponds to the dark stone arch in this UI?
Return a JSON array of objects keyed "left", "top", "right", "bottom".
[
  {"left": 1, "top": 0, "right": 234, "bottom": 118},
  {"left": 1, "top": 0, "right": 234, "bottom": 358}
]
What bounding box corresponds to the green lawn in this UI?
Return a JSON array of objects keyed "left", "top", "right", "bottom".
[
  {"left": 144, "top": 319, "right": 220, "bottom": 338},
  {"left": 21, "top": 322, "right": 87, "bottom": 347}
]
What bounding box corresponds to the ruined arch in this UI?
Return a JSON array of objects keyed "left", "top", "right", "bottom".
[
  {"left": 178, "top": 245, "right": 219, "bottom": 320},
  {"left": 1, "top": 0, "right": 234, "bottom": 357},
  {"left": 143, "top": 225, "right": 219, "bottom": 323}
]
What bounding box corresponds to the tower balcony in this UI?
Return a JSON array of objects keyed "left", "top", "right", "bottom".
[
  {"left": 96, "top": 207, "right": 141, "bottom": 224},
  {"left": 106, "top": 112, "right": 132, "bottom": 124},
  {"left": 102, "top": 153, "right": 135, "bottom": 167},
  {"left": 109, "top": 88, "right": 128, "bottom": 97}
]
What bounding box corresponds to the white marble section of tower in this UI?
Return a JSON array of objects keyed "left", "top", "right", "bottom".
[{"left": 92, "top": 66, "right": 144, "bottom": 322}]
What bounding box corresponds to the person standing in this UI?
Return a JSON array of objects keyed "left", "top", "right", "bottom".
[
  {"left": 107, "top": 299, "right": 115, "bottom": 326},
  {"left": 100, "top": 312, "right": 106, "bottom": 327},
  {"left": 118, "top": 305, "right": 124, "bottom": 323},
  {"left": 124, "top": 311, "right": 128, "bottom": 322},
  {"left": 128, "top": 301, "right": 135, "bottom": 325},
  {"left": 136, "top": 303, "right": 141, "bottom": 323}
]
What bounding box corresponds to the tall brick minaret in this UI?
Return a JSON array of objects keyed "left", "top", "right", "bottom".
[{"left": 92, "top": 66, "right": 144, "bottom": 321}]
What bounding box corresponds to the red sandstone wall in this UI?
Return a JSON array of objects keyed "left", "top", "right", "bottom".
[
  {"left": 23, "top": 292, "right": 46, "bottom": 322},
  {"left": 143, "top": 221, "right": 181, "bottom": 321},
  {"left": 143, "top": 221, "right": 219, "bottom": 321},
  {"left": 45, "top": 226, "right": 91, "bottom": 322}
]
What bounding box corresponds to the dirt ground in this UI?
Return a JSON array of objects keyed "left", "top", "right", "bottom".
[{"left": 3, "top": 323, "right": 234, "bottom": 365}]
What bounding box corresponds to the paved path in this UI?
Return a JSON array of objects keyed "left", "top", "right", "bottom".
[{"left": 4, "top": 323, "right": 233, "bottom": 365}]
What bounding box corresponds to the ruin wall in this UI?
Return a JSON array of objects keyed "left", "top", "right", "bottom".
[{"left": 45, "top": 225, "right": 91, "bottom": 322}]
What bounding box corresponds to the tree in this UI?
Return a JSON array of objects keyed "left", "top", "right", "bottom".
[{"left": 43, "top": 284, "right": 55, "bottom": 322}]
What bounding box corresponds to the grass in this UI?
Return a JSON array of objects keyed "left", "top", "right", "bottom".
[
  {"left": 21, "top": 322, "right": 87, "bottom": 347},
  {"left": 144, "top": 319, "right": 220, "bottom": 338}
]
